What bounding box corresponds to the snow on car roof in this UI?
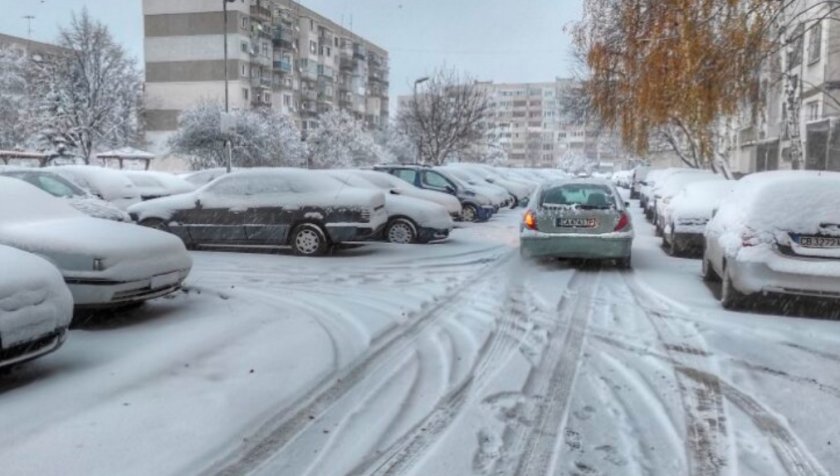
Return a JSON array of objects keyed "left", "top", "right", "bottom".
[
  {"left": 48, "top": 165, "right": 138, "bottom": 200},
  {"left": 721, "top": 171, "right": 840, "bottom": 233},
  {"left": 201, "top": 167, "right": 346, "bottom": 194},
  {"left": 0, "top": 176, "right": 84, "bottom": 222}
]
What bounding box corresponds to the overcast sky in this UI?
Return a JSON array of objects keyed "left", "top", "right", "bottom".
[{"left": 0, "top": 0, "right": 582, "bottom": 101}]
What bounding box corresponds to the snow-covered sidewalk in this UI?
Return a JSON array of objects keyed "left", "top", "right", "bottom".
[{"left": 0, "top": 206, "right": 838, "bottom": 476}]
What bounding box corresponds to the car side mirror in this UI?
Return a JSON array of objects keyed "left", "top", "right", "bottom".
[
  {"left": 389, "top": 189, "right": 400, "bottom": 195},
  {"left": 445, "top": 186, "right": 455, "bottom": 194},
  {"left": 194, "top": 198, "right": 202, "bottom": 208}
]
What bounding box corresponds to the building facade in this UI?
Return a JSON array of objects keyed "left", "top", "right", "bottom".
[
  {"left": 733, "top": 0, "right": 840, "bottom": 174},
  {"left": 143, "top": 0, "right": 389, "bottom": 150}
]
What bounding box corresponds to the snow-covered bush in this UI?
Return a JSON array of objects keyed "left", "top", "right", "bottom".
[
  {"left": 0, "top": 47, "right": 29, "bottom": 150},
  {"left": 305, "top": 110, "right": 381, "bottom": 169},
  {"left": 169, "top": 102, "right": 307, "bottom": 170}
]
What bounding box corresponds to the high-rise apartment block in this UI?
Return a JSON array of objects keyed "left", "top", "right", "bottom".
[{"left": 143, "top": 0, "right": 389, "bottom": 150}]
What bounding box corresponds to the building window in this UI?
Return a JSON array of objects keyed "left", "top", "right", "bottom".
[
  {"left": 310, "top": 40, "right": 317, "bottom": 54},
  {"left": 334, "top": 37, "right": 339, "bottom": 47},
  {"left": 788, "top": 23, "right": 804, "bottom": 70},
  {"left": 241, "top": 64, "right": 248, "bottom": 77},
  {"left": 807, "top": 101, "right": 819, "bottom": 120},
  {"left": 284, "top": 95, "right": 291, "bottom": 106},
  {"left": 243, "top": 88, "right": 249, "bottom": 100},
  {"left": 241, "top": 41, "right": 249, "bottom": 53},
  {"left": 241, "top": 17, "right": 248, "bottom": 29},
  {"left": 808, "top": 21, "right": 822, "bottom": 64},
  {"left": 310, "top": 19, "right": 315, "bottom": 30}
]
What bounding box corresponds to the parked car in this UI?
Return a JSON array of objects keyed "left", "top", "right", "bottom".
[
  {"left": 437, "top": 165, "right": 513, "bottom": 208},
  {"left": 0, "top": 177, "right": 192, "bottom": 308},
  {"left": 611, "top": 170, "right": 634, "bottom": 189},
  {"left": 180, "top": 168, "right": 229, "bottom": 187},
  {"left": 123, "top": 170, "right": 196, "bottom": 201},
  {"left": 0, "top": 168, "right": 130, "bottom": 222},
  {"left": 661, "top": 180, "right": 735, "bottom": 256},
  {"left": 49, "top": 165, "right": 142, "bottom": 210},
  {"left": 447, "top": 163, "right": 532, "bottom": 207},
  {"left": 652, "top": 171, "right": 722, "bottom": 235},
  {"left": 642, "top": 168, "right": 708, "bottom": 220},
  {"left": 351, "top": 169, "right": 462, "bottom": 219},
  {"left": 374, "top": 165, "right": 496, "bottom": 222},
  {"left": 129, "top": 168, "right": 388, "bottom": 256},
  {"left": 0, "top": 245, "right": 73, "bottom": 370},
  {"left": 324, "top": 170, "right": 454, "bottom": 244},
  {"left": 703, "top": 171, "right": 840, "bottom": 309},
  {"left": 520, "top": 179, "right": 634, "bottom": 267}
]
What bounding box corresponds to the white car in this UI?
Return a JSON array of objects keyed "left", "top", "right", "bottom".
[
  {"left": 325, "top": 170, "right": 454, "bottom": 244},
  {"left": 351, "top": 170, "right": 462, "bottom": 218},
  {"left": 448, "top": 163, "right": 532, "bottom": 206},
  {"left": 652, "top": 171, "right": 723, "bottom": 234},
  {"left": 123, "top": 170, "right": 196, "bottom": 201},
  {"left": 0, "top": 245, "right": 73, "bottom": 370},
  {"left": 0, "top": 169, "right": 130, "bottom": 222},
  {"left": 437, "top": 166, "right": 511, "bottom": 208},
  {"left": 0, "top": 177, "right": 192, "bottom": 308},
  {"left": 180, "top": 168, "right": 229, "bottom": 187},
  {"left": 703, "top": 171, "right": 840, "bottom": 309},
  {"left": 662, "top": 180, "right": 735, "bottom": 256},
  {"left": 49, "top": 165, "right": 142, "bottom": 210}
]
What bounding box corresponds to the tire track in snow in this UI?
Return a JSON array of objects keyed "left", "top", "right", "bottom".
[
  {"left": 203, "top": 252, "right": 515, "bottom": 476},
  {"left": 350, "top": 282, "right": 533, "bottom": 476}
]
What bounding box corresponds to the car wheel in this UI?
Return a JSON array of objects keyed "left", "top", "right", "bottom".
[
  {"left": 617, "top": 255, "right": 632, "bottom": 269},
  {"left": 461, "top": 204, "right": 479, "bottom": 222},
  {"left": 291, "top": 224, "right": 328, "bottom": 256},
  {"left": 721, "top": 266, "right": 745, "bottom": 309},
  {"left": 386, "top": 218, "right": 417, "bottom": 244}
]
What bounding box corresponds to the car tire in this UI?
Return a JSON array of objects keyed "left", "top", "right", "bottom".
[
  {"left": 290, "top": 224, "right": 329, "bottom": 257},
  {"left": 385, "top": 218, "right": 417, "bottom": 244},
  {"left": 721, "top": 265, "right": 745, "bottom": 309},
  {"left": 461, "top": 204, "right": 479, "bottom": 222},
  {"left": 617, "top": 255, "right": 632, "bottom": 269}
]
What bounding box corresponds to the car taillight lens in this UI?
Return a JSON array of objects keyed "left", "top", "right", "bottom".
[
  {"left": 524, "top": 210, "right": 538, "bottom": 230},
  {"left": 741, "top": 233, "right": 758, "bottom": 247},
  {"left": 614, "top": 212, "right": 630, "bottom": 232}
]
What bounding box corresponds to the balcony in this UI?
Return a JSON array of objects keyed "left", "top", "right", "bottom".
[
  {"left": 273, "top": 59, "right": 292, "bottom": 73},
  {"left": 251, "top": 75, "right": 272, "bottom": 89},
  {"left": 301, "top": 89, "right": 317, "bottom": 101},
  {"left": 250, "top": 4, "right": 272, "bottom": 22},
  {"left": 318, "top": 92, "right": 334, "bottom": 103},
  {"left": 318, "top": 65, "right": 334, "bottom": 80},
  {"left": 353, "top": 44, "right": 367, "bottom": 60},
  {"left": 272, "top": 26, "right": 295, "bottom": 46},
  {"left": 298, "top": 60, "right": 318, "bottom": 81}
]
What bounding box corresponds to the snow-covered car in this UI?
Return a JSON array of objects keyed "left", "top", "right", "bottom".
[
  {"left": 0, "top": 169, "right": 130, "bottom": 222},
  {"left": 630, "top": 166, "right": 651, "bottom": 199},
  {"left": 520, "top": 179, "right": 633, "bottom": 267},
  {"left": 48, "top": 165, "right": 142, "bottom": 210},
  {"left": 447, "top": 163, "right": 533, "bottom": 207},
  {"left": 652, "top": 170, "right": 723, "bottom": 234},
  {"left": 661, "top": 180, "right": 735, "bottom": 256},
  {"left": 374, "top": 165, "right": 496, "bottom": 222},
  {"left": 324, "top": 170, "right": 454, "bottom": 244},
  {"left": 642, "top": 168, "right": 709, "bottom": 220},
  {"left": 0, "top": 177, "right": 192, "bottom": 308},
  {"left": 438, "top": 166, "right": 513, "bottom": 208},
  {"left": 611, "top": 170, "right": 634, "bottom": 189},
  {"left": 123, "top": 170, "right": 196, "bottom": 201},
  {"left": 0, "top": 245, "right": 73, "bottom": 370},
  {"left": 128, "top": 168, "right": 388, "bottom": 256},
  {"left": 703, "top": 171, "right": 840, "bottom": 309},
  {"left": 180, "top": 168, "right": 229, "bottom": 187},
  {"left": 351, "top": 169, "right": 462, "bottom": 219}
]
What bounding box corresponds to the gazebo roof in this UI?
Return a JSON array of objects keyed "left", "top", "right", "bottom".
[{"left": 96, "top": 147, "right": 156, "bottom": 160}]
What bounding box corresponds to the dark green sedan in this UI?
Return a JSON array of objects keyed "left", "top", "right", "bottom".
[{"left": 519, "top": 179, "right": 634, "bottom": 268}]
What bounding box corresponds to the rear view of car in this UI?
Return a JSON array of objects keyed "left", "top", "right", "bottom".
[
  {"left": 703, "top": 171, "right": 840, "bottom": 308},
  {"left": 520, "top": 180, "right": 633, "bottom": 267},
  {"left": 0, "top": 245, "right": 73, "bottom": 370}
]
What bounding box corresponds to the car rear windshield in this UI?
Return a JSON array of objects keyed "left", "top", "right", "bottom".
[{"left": 541, "top": 184, "right": 617, "bottom": 209}]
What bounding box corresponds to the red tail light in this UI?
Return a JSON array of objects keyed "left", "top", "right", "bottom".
[
  {"left": 614, "top": 212, "right": 630, "bottom": 232},
  {"left": 524, "top": 210, "right": 538, "bottom": 230}
]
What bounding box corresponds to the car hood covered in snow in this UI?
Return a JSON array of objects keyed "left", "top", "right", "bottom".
[
  {"left": 0, "top": 245, "right": 73, "bottom": 348},
  {"left": 385, "top": 195, "right": 454, "bottom": 230}
]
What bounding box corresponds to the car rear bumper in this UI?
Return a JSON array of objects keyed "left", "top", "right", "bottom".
[
  {"left": 670, "top": 232, "right": 705, "bottom": 251},
  {"left": 730, "top": 258, "right": 840, "bottom": 298},
  {"left": 520, "top": 234, "right": 633, "bottom": 259},
  {"left": 66, "top": 269, "right": 190, "bottom": 307},
  {"left": 0, "top": 328, "right": 67, "bottom": 370}
]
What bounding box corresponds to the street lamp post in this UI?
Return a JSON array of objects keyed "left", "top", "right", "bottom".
[
  {"left": 223, "top": 0, "right": 236, "bottom": 173},
  {"left": 413, "top": 76, "right": 430, "bottom": 165}
]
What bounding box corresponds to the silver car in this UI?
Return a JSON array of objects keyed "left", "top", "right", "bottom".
[{"left": 520, "top": 179, "right": 634, "bottom": 268}]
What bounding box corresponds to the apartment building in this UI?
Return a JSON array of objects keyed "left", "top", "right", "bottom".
[
  {"left": 143, "top": 0, "right": 389, "bottom": 150},
  {"left": 733, "top": 0, "right": 840, "bottom": 173}
]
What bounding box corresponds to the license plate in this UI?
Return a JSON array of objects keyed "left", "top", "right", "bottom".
[
  {"left": 151, "top": 271, "right": 181, "bottom": 289},
  {"left": 798, "top": 236, "right": 840, "bottom": 248},
  {"left": 557, "top": 217, "right": 598, "bottom": 228}
]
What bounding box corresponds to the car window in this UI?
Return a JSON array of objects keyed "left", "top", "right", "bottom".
[
  {"left": 542, "top": 184, "right": 617, "bottom": 209},
  {"left": 207, "top": 176, "right": 292, "bottom": 195},
  {"left": 422, "top": 171, "right": 453, "bottom": 189},
  {"left": 394, "top": 169, "right": 417, "bottom": 183},
  {"left": 36, "top": 175, "right": 83, "bottom": 198}
]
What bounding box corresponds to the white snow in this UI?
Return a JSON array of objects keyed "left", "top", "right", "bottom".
[
  {"left": 0, "top": 246, "right": 72, "bottom": 349},
  {"left": 666, "top": 180, "right": 735, "bottom": 233},
  {"left": 48, "top": 165, "right": 142, "bottom": 210}
]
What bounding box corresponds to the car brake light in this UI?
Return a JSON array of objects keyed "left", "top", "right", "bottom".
[
  {"left": 614, "top": 212, "right": 630, "bottom": 232},
  {"left": 741, "top": 233, "right": 758, "bottom": 247},
  {"left": 524, "top": 210, "right": 538, "bottom": 230}
]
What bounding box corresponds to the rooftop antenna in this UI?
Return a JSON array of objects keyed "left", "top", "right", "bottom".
[{"left": 22, "top": 15, "right": 35, "bottom": 39}]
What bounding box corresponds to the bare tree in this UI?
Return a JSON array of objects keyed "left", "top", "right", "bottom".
[
  {"left": 30, "top": 8, "right": 143, "bottom": 162},
  {"left": 398, "top": 68, "right": 490, "bottom": 166}
]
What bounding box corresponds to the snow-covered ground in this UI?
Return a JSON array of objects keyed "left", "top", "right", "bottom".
[{"left": 1, "top": 202, "right": 838, "bottom": 476}]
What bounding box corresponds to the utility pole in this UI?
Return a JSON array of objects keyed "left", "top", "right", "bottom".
[
  {"left": 413, "top": 77, "right": 429, "bottom": 165},
  {"left": 22, "top": 15, "right": 35, "bottom": 39},
  {"left": 223, "top": 0, "right": 236, "bottom": 173}
]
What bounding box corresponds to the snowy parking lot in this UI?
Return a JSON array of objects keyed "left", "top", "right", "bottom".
[{"left": 1, "top": 202, "right": 839, "bottom": 476}]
